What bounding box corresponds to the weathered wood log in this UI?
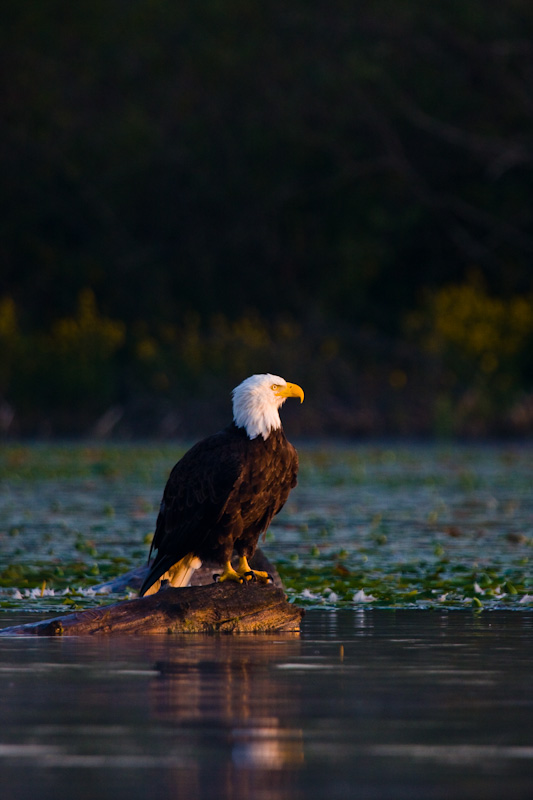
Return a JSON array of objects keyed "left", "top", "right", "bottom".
[{"left": 0, "top": 582, "right": 303, "bottom": 636}]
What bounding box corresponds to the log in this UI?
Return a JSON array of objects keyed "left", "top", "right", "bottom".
[{"left": 0, "top": 582, "right": 303, "bottom": 636}]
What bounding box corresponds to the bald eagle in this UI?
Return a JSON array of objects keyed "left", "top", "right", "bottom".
[{"left": 139, "top": 374, "right": 304, "bottom": 596}]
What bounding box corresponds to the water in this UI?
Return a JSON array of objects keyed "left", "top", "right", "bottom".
[
  {"left": 1, "top": 609, "right": 532, "bottom": 800},
  {"left": 1, "top": 443, "right": 533, "bottom": 797}
]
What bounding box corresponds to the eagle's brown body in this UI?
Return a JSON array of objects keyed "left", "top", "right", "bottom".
[{"left": 139, "top": 422, "right": 298, "bottom": 596}]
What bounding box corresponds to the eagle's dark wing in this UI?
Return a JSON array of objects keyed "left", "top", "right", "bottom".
[
  {"left": 140, "top": 428, "right": 245, "bottom": 593},
  {"left": 273, "top": 439, "right": 298, "bottom": 515}
]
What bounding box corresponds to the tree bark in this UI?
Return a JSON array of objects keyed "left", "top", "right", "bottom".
[{"left": 0, "top": 582, "right": 303, "bottom": 636}]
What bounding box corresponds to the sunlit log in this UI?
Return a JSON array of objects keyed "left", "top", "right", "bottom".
[{"left": 0, "top": 582, "right": 303, "bottom": 636}]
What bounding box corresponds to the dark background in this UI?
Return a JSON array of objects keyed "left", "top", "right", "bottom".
[{"left": 2, "top": 0, "right": 533, "bottom": 437}]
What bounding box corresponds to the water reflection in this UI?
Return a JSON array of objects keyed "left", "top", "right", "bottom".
[
  {"left": 1, "top": 611, "right": 533, "bottom": 800},
  {"left": 0, "top": 630, "right": 306, "bottom": 800},
  {"left": 151, "top": 637, "right": 305, "bottom": 784}
]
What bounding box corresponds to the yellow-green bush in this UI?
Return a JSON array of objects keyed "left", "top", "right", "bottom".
[
  {"left": 45, "top": 289, "right": 125, "bottom": 408},
  {"left": 408, "top": 273, "right": 533, "bottom": 431},
  {"left": 130, "top": 312, "right": 305, "bottom": 399},
  {"left": 424, "top": 275, "right": 533, "bottom": 373},
  {"left": 0, "top": 290, "right": 125, "bottom": 427}
]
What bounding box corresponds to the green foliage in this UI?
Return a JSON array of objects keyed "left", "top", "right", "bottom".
[
  {"left": 416, "top": 273, "right": 533, "bottom": 378},
  {"left": 407, "top": 273, "right": 533, "bottom": 433},
  {"left": 0, "top": 291, "right": 124, "bottom": 429}
]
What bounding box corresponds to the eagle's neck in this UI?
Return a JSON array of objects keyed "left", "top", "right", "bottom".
[{"left": 232, "top": 394, "right": 282, "bottom": 441}]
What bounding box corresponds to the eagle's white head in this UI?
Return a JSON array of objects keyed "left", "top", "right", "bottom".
[{"left": 232, "top": 373, "right": 304, "bottom": 440}]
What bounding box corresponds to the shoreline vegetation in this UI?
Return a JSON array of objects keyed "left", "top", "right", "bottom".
[
  {"left": 3, "top": 2, "right": 533, "bottom": 439},
  {"left": 2, "top": 278, "right": 533, "bottom": 439}
]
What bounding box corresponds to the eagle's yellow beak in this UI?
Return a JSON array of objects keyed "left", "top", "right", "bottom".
[{"left": 276, "top": 382, "right": 304, "bottom": 403}]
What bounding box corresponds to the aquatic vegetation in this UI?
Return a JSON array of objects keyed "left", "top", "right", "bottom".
[
  {"left": 0, "top": 443, "right": 532, "bottom": 612},
  {"left": 277, "top": 556, "right": 532, "bottom": 610}
]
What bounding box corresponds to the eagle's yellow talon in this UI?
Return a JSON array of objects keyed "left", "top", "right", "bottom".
[
  {"left": 249, "top": 570, "right": 271, "bottom": 584},
  {"left": 236, "top": 557, "right": 271, "bottom": 584},
  {"left": 215, "top": 562, "right": 244, "bottom": 583}
]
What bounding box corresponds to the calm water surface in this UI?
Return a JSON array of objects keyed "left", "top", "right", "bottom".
[{"left": 1, "top": 609, "right": 532, "bottom": 800}]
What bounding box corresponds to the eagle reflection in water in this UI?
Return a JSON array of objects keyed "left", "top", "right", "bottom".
[{"left": 149, "top": 637, "right": 304, "bottom": 798}]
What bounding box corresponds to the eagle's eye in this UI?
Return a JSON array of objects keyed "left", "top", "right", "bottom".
[{"left": 271, "top": 384, "right": 279, "bottom": 390}]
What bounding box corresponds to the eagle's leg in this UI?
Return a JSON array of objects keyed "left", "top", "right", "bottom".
[
  {"left": 236, "top": 555, "right": 272, "bottom": 584},
  {"left": 215, "top": 561, "right": 244, "bottom": 584}
]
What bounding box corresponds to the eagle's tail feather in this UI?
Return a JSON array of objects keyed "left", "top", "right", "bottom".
[{"left": 140, "top": 553, "right": 202, "bottom": 597}]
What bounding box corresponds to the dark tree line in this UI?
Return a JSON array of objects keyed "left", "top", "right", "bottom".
[{"left": 2, "top": 1, "right": 533, "bottom": 435}]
